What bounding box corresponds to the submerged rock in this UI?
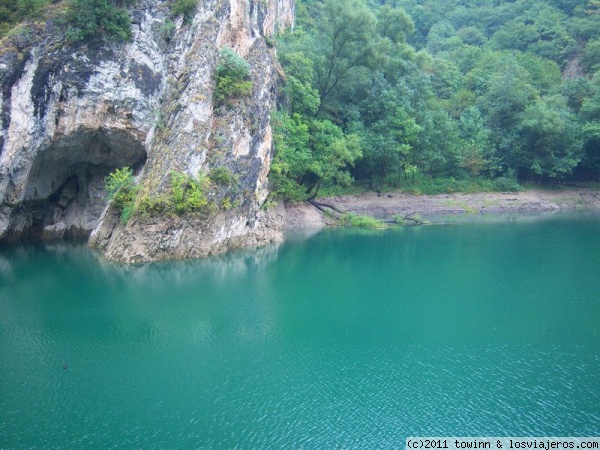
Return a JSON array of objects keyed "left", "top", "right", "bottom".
[{"left": 0, "top": 0, "right": 293, "bottom": 261}]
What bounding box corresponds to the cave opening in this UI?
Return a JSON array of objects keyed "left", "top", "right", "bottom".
[{"left": 21, "top": 128, "right": 147, "bottom": 241}]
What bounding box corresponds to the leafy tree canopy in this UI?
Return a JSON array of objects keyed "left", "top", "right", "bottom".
[{"left": 272, "top": 0, "right": 600, "bottom": 195}]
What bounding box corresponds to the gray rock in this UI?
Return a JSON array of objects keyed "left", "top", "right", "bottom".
[{"left": 0, "top": 0, "right": 294, "bottom": 261}]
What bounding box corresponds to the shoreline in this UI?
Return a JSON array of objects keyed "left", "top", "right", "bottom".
[{"left": 283, "top": 187, "right": 600, "bottom": 230}]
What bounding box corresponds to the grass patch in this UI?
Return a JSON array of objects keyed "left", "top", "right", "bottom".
[
  {"left": 441, "top": 199, "right": 478, "bottom": 213},
  {"left": 338, "top": 213, "right": 386, "bottom": 229}
]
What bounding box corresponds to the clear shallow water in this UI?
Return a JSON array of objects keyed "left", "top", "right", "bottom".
[{"left": 1, "top": 213, "right": 599, "bottom": 448}]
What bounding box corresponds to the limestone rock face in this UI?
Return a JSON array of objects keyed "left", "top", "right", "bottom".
[{"left": 0, "top": 0, "right": 293, "bottom": 261}]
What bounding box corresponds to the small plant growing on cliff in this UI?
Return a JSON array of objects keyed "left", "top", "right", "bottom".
[
  {"left": 170, "top": 0, "right": 197, "bottom": 23},
  {"left": 169, "top": 171, "right": 212, "bottom": 214},
  {"left": 105, "top": 167, "right": 138, "bottom": 223},
  {"left": 160, "top": 19, "right": 176, "bottom": 42},
  {"left": 214, "top": 47, "right": 253, "bottom": 104},
  {"left": 209, "top": 166, "right": 236, "bottom": 186}
]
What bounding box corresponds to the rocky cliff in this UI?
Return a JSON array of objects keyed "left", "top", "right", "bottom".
[{"left": 0, "top": 0, "right": 293, "bottom": 261}]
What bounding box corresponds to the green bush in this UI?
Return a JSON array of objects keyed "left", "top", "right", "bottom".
[
  {"left": 66, "top": 0, "right": 131, "bottom": 43},
  {"left": 17, "top": 0, "right": 47, "bottom": 18},
  {"left": 170, "top": 0, "right": 196, "bottom": 22},
  {"left": 215, "top": 77, "right": 252, "bottom": 102},
  {"left": 493, "top": 176, "right": 520, "bottom": 192},
  {"left": 214, "top": 47, "right": 253, "bottom": 103},
  {"left": 338, "top": 213, "right": 386, "bottom": 229},
  {"left": 209, "top": 166, "right": 236, "bottom": 186},
  {"left": 104, "top": 168, "right": 228, "bottom": 221},
  {"left": 137, "top": 193, "right": 169, "bottom": 216},
  {"left": 0, "top": 0, "right": 48, "bottom": 38},
  {"left": 0, "top": 1, "right": 18, "bottom": 37},
  {"left": 105, "top": 167, "right": 138, "bottom": 223},
  {"left": 392, "top": 214, "right": 405, "bottom": 225},
  {"left": 169, "top": 171, "right": 211, "bottom": 214},
  {"left": 160, "top": 19, "right": 176, "bottom": 42}
]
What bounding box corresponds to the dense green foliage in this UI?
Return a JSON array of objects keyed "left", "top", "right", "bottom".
[
  {"left": 66, "top": 0, "right": 131, "bottom": 42},
  {"left": 104, "top": 167, "right": 139, "bottom": 223},
  {"left": 168, "top": 171, "right": 211, "bottom": 214},
  {"left": 0, "top": 0, "right": 20, "bottom": 37},
  {"left": 0, "top": 0, "right": 49, "bottom": 37},
  {"left": 272, "top": 0, "right": 600, "bottom": 198},
  {"left": 0, "top": 0, "right": 132, "bottom": 42},
  {"left": 105, "top": 168, "right": 220, "bottom": 223},
  {"left": 214, "top": 47, "right": 253, "bottom": 104}
]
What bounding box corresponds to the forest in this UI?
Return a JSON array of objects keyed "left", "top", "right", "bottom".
[
  {"left": 271, "top": 0, "right": 600, "bottom": 199},
  {"left": 2, "top": 0, "right": 600, "bottom": 199}
]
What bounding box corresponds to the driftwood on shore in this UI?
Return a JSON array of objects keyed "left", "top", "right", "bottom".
[
  {"left": 308, "top": 199, "right": 425, "bottom": 226},
  {"left": 308, "top": 199, "right": 343, "bottom": 215},
  {"left": 384, "top": 213, "right": 425, "bottom": 226}
]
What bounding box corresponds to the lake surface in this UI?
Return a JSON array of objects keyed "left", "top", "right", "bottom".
[{"left": 1, "top": 213, "right": 599, "bottom": 448}]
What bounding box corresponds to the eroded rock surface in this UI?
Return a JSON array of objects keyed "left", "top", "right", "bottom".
[{"left": 0, "top": 0, "right": 293, "bottom": 261}]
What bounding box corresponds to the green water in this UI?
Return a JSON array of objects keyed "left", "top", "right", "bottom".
[{"left": 1, "top": 213, "right": 599, "bottom": 448}]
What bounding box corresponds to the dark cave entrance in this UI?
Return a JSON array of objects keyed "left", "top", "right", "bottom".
[{"left": 21, "top": 128, "right": 147, "bottom": 240}]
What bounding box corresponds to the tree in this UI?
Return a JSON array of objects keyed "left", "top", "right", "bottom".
[
  {"left": 587, "top": 0, "right": 600, "bottom": 14},
  {"left": 0, "top": 0, "right": 18, "bottom": 36},
  {"left": 474, "top": 57, "right": 538, "bottom": 175},
  {"left": 271, "top": 113, "right": 361, "bottom": 200},
  {"left": 309, "top": 0, "right": 378, "bottom": 113},
  {"left": 489, "top": 3, "right": 575, "bottom": 65},
  {"left": 577, "top": 79, "right": 600, "bottom": 179},
  {"left": 306, "top": 119, "right": 361, "bottom": 197},
  {"left": 516, "top": 96, "right": 583, "bottom": 181},
  {"left": 273, "top": 0, "right": 595, "bottom": 189},
  {"left": 457, "top": 107, "right": 493, "bottom": 178},
  {"left": 457, "top": 26, "right": 487, "bottom": 47},
  {"left": 270, "top": 112, "right": 312, "bottom": 201},
  {"left": 279, "top": 52, "right": 320, "bottom": 116},
  {"left": 352, "top": 76, "right": 420, "bottom": 183},
  {"left": 426, "top": 20, "right": 461, "bottom": 54},
  {"left": 582, "top": 39, "right": 600, "bottom": 74},
  {"left": 377, "top": 5, "right": 414, "bottom": 46},
  {"left": 561, "top": 77, "right": 595, "bottom": 113}
]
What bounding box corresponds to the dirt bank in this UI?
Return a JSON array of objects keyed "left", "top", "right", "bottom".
[{"left": 284, "top": 188, "right": 600, "bottom": 230}]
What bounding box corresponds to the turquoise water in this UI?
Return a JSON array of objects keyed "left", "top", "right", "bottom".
[{"left": 1, "top": 213, "right": 599, "bottom": 448}]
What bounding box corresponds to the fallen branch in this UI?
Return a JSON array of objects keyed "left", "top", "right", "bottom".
[
  {"left": 401, "top": 212, "right": 425, "bottom": 225},
  {"left": 308, "top": 199, "right": 344, "bottom": 215}
]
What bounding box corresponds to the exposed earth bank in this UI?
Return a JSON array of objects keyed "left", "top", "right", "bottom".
[{"left": 283, "top": 188, "right": 600, "bottom": 230}]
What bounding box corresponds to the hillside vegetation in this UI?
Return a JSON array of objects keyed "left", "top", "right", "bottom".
[
  {"left": 272, "top": 0, "right": 600, "bottom": 199},
  {"left": 2, "top": 0, "right": 599, "bottom": 200}
]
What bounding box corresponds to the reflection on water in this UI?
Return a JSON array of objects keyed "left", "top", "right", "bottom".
[{"left": 1, "top": 212, "right": 599, "bottom": 448}]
